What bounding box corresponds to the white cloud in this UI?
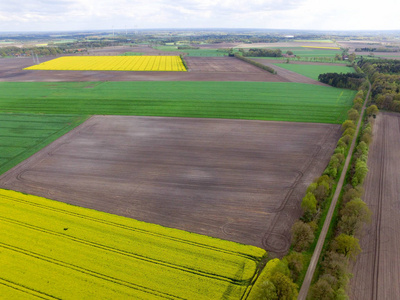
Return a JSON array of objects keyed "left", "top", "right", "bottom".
[{"left": 0, "top": 0, "right": 399, "bottom": 31}]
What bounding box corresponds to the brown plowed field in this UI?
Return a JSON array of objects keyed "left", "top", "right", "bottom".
[
  {"left": 0, "top": 56, "right": 287, "bottom": 82},
  {"left": 350, "top": 112, "right": 400, "bottom": 300},
  {"left": 0, "top": 116, "right": 341, "bottom": 253}
]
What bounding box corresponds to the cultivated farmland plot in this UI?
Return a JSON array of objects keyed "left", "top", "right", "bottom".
[
  {"left": 24, "top": 56, "right": 187, "bottom": 72},
  {"left": 0, "top": 81, "right": 355, "bottom": 124},
  {"left": 0, "top": 189, "right": 265, "bottom": 299},
  {"left": 350, "top": 113, "right": 400, "bottom": 300},
  {"left": 0, "top": 116, "right": 342, "bottom": 253},
  {"left": 0, "top": 113, "right": 87, "bottom": 174},
  {"left": 0, "top": 56, "right": 285, "bottom": 82},
  {"left": 272, "top": 63, "right": 355, "bottom": 81}
]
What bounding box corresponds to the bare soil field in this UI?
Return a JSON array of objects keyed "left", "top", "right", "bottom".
[
  {"left": 184, "top": 57, "right": 289, "bottom": 81},
  {"left": 0, "top": 116, "right": 340, "bottom": 254},
  {"left": 350, "top": 112, "right": 400, "bottom": 300},
  {"left": 0, "top": 56, "right": 287, "bottom": 82}
]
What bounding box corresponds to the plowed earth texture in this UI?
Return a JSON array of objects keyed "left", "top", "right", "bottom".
[
  {"left": 350, "top": 112, "right": 400, "bottom": 300},
  {"left": 0, "top": 116, "right": 341, "bottom": 253}
]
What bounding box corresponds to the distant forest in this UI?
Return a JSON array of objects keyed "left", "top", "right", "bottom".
[{"left": 358, "top": 58, "right": 400, "bottom": 112}]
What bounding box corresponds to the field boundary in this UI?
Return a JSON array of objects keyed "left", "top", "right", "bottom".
[{"left": 298, "top": 81, "right": 370, "bottom": 299}]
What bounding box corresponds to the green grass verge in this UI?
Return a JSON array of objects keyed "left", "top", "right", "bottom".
[
  {"left": 120, "top": 52, "right": 144, "bottom": 56},
  {"left": 0, "top": 82, "right": 355, "bottom": 124},
  {"left": 273, "top": 64, "right": 355, "bottom": 81},
  {"left": 0, "top": 113, "right": 88, "bottom": 175},
  {"left": 0, "top": 189, "right": 266, "bottom": 299}
]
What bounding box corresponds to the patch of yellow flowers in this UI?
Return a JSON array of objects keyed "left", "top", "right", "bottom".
[{"left": 25, "top": 56, "right": 187, "bottom": 72}]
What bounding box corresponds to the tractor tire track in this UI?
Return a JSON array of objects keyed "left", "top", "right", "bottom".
[
  {"left": 0, "top": 242, "right": 181, "bottom": 300},
  {"left": 371, "top": 116, "right": 387, "bottom": 300},
  {"left": 0, "top": 214, "right": 254, "bottom": 285}
]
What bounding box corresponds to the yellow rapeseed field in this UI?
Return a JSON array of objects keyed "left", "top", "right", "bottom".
[
  {"left": 0, "top": 188, "right": 266, "bottom": 299},
  {"left": 24, "top": 56, "right": 187, "bottom": 71}
]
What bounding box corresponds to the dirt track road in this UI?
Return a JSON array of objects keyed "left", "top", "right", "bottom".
[{"left": 350, "top": 112, "right": 400, "bottom": 300}]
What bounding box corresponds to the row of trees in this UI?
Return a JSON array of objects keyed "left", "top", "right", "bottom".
[
  {"left": 0, "top": 46, "right": 63, "bottom": 57},
  {"left": 249, "top": 97, "right": 362, "bottom": 300},
  {"left": 355, "top": 47, "right": 400, "bottom": 52},
  {"left": 358, "top": 59, "right": 400, "bottom": 112},
  {"left": 233, "top": 54, "right": 277, "bottom": 74},
  {"left": 318, "top": 72, "right": 365, "bottom": 90},
  {"left": 248, "top": 65, "right": 378, "bottom": 300},
  {"left": 248, "top": 87, "right": 372, "bottom": 300},
  {"left": 309, "top": 87, "right": 377, "bottom": 299},
  {"left": 248, "top": 258, "right": 299, "bottom": 299},
  {"left": 240, "top": 48, "right": 283, "bottom": 57}
]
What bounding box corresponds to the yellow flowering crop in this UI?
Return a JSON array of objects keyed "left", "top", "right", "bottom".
[
  {"left": 24, "top": 56, "right": 187, "bottom": 71},
  {"left": 0, "top": 188, "right": 266, "bottom": 299}
]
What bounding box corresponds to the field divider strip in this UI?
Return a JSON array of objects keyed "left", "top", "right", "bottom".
[
  {"left": 0, "top": 215, "right": 251, "bottom": 285},
  {"left": 298, "top": 81, "right": 371, "bottom": 299},
  {"left": 0, "top": 242, "right": 181, "bottom": 300},
  {"left": 0, "top": 193, "right": 260, "bottom": 261}
]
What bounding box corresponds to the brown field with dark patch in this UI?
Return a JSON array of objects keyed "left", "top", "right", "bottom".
[
  {"left": 350, "top": 112, "right": 400, "bottom": 300},
  {"left": 0, "top": 116, "right": 341, "bottom": 254}
]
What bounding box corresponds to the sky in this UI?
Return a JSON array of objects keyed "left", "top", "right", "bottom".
[{"left": 0, "top": 0, "right": 399, "bottom": 32}]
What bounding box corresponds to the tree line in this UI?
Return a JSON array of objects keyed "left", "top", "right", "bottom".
[
  {"left": 0, "top": 46, "right": 63, "bottom": 57},
  {"left": 233, "top": 54, "right": 277, "bottom": 74},
  {"left": 355, "top": 47, "right": 400, "bottom": 52},
  {"left": 248, "top": 88, "right": 376, "bottom": 300},
  {"left": 240, "top": 48, "right": 283, "bottom": 57},
  {"left": 318, "top": 72, "right": 365, "bottom": 90},
  {"left": 358, "top": 58, "right": 400, "bottom": 113}
]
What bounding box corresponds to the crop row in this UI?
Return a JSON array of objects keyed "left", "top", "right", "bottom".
[
  {"left": 0, "top": 82, "right": 356, "bottom": 124},
  {"left": 0, "top": 113, "right": 87, "bottom": 174},
  {"left": 24, "top": 56, "right": 187, "bottom": 72}
]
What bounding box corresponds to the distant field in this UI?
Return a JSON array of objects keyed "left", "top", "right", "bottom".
[
  {"left": 300, "top": 46, "right": 340, "bottom": 50},
  {"left": 0, "top": 81, "right": 355, "bottom": 124},
  {"left": 293, "top": 40, "right": 334, "bottom": 43},
  {"left": 290, "top": 47, "right": 341, "bottom": 57},
  {"left": 24, "top": 56, "right": 187, "bottom": 72},
  {"left": 251, "top": 47, "right": 342, "bottom": 58},
  {"left": 154, "top": 46, "right": 230, "bottom": 56},
  {"left": 0, "top": 189, "right": 266, "bottom": 299},
  {"left": 120, "top": 52, "right": 144, "bottom": 56},
  {"left": 273, "top": 63, "right": 355, "bottom": 80},
  {"left": 0, "top": 113, "right": 87, "bottom": 174}
]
